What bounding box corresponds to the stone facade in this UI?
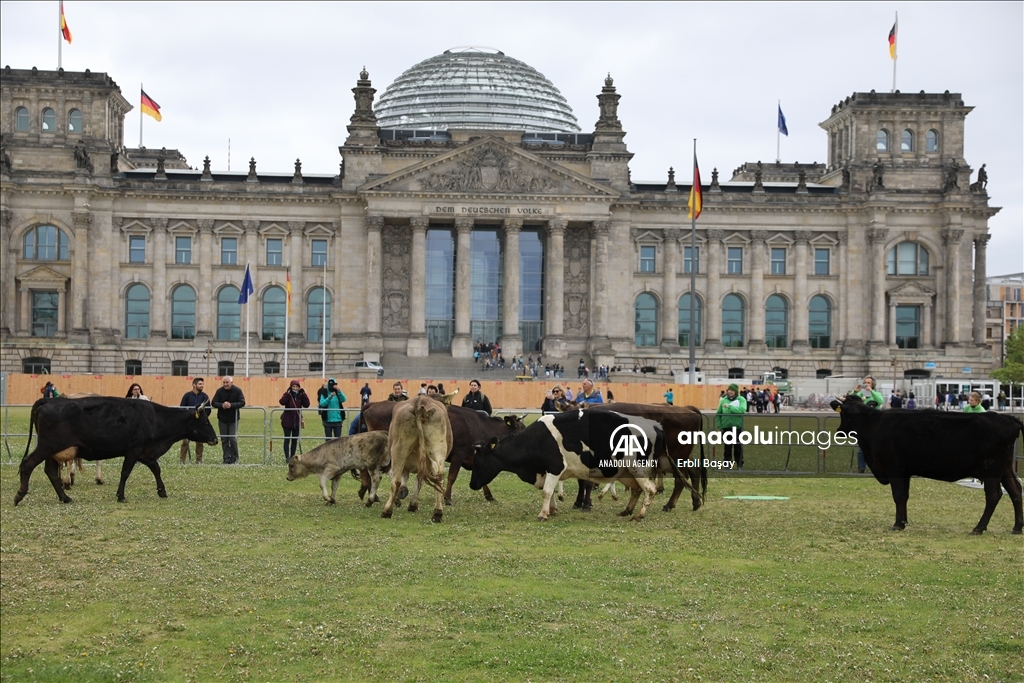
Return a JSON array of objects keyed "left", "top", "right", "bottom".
[{"left": 0, "top": 66, "right": 999, "bottom": 381}]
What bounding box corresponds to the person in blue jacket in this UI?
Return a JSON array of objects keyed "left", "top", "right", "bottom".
[{"left": 318, "top": 378, "right": 346, "bottom": 440}]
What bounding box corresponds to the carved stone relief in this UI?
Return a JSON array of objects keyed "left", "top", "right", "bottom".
[
  {"left": 563, "top": 225, "right": 591, "bottom": 336},
  {"left": 380, "top": 223, "right": 411, "bottom": 333},
  {"left": 421, "top": 145, "right": 557, "bottom": 194}
]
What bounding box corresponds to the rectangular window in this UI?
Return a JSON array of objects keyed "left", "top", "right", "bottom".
[
  {"left": 727, "top": 247, "right": 743, "bottom": 274},
  {"left": 221, "top": 237, "right": 237, "bottom": 265},
  {"left": 175, "top": 236, "right": 191, "bottom": 264},
  {"left": 129, "top": 236, "right": 146, "bottom": 263},
  {"left": 814, "top": 248, "right": 830, "bottom": 276},
  {"left": 639, "top": 245, "right": 656, "bottom": 273},
  {"left": 770, "top": 248, "right": 786, "bottom": 275},
  {"left": 31, "top": 291, "right": 59, "bottom": 337},
  {"left": 895, "top": 305, "right": 921, "bottom": 349},
  {"left": 312, "top": 239, "right": 327, "bottom": 267},
  {"left": 267, "top": 238, "right": 283, "bottom": 266},
  {"left": 683, "top": 246, "right": 699, "bottom": 274}
]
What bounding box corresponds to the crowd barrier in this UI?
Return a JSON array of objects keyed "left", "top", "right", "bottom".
[{"left": 3, "top": 404, "right": 1019, "bottom": 473}]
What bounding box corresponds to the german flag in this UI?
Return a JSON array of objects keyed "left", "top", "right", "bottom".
[
  {"left": 140, "top": 90, "right": 162, "bottom": 122},
  {"left": 285, "top": 269, "right": 292, "bottom": 315},
  {"left": 888, "top": 19, "right": 897, "bottom": 60},
  {"left": 60, "top": 1, "right": 72, "bottom": 44},
  {"left": 688, "top": 155, "right": 702, "bottom": 220}
]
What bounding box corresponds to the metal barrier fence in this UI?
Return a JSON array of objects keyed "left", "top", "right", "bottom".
[{"left": 2, "top": 403, "right": 1021, "bottom": 473}]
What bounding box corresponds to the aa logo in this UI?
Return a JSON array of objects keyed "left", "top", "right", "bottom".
[{"left": 609, "top": 423, "right": 650, "bottom": 458}]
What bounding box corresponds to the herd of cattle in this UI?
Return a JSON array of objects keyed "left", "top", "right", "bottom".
[{"left": 11, "top": 393, "right": 1024, "bottom": 534}]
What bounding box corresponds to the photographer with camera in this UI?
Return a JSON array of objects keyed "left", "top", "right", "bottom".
[
  {"left": 318, "top": 378, "right": 347, "bottom": 441},
  {"left": 279, "top": 380, "right": 310, "bottom": 464}
]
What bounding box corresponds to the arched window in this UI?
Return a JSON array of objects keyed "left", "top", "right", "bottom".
[
  {"left": 124, "top": 283, "right": 150, "bottom": 339},
  {"left": 15, "top": 106, "right": 30, "bottom": 131},
  {"left": 23, "top": 225, "right": 69, "bottom": 260},
  {"left": 926, "top": 129, "right": 938, "bottom": 153},
  {"left": 765, "top": 295, "right": 788, "bottom": 348},
  {"left": 68, "top": 109, "right": 83, "bottom": 133},
  {"left": 678, "top": 293, "right": 702, "bottom": 347},
  {"left": 901, "top": 129, "right": 914, "bottom": 152},
  {"left": 41, "top": 108, "right": 56, "bottom": 132},
  {"left": 634, "top": 292, "right": 658, "bottom": 347},
  {"left": 876, "top": 129, "right": 889, "bottom": 152},
  {"left": 808, "top": 295, "right": 831, "bottom": 348},
  {"left": 23, "top": 357, "right": 51, "bottom": 374},
  {"left": 722, "top": 294, "right": 744, "bottom": 348},
  {"left": 171, "top": 285, "right": 196, "bottom": 340},
  {"left": 886, "top": 242, "right": 930, "bottom": 276},
  {"left": 262, "top": 286, "right": 286, "bottom": 341},
  {"left": 306, "top": 287, "right": 331, "bottom": 342},
  {"left": 217, "top": 286, "right": 241, "bottom": 340},
  {"left": 806, "top": 294, "right": 831, "bottom": 350}
]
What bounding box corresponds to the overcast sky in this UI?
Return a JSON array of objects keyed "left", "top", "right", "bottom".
[{"left": 2, "top": 1, "right": 1021, "bottom": 274}]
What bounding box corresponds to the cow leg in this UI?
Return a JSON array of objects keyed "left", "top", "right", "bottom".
[
  {"left": 139, "top": 459, "right": 168, "bottom": 498},
  {"left": 44, "top": 457, "right": 73, "bottom": 504},
  {"left": 1000, "top": 465, "right": 1023, "bottom": 534},
  {"left": 382, "top": 461, "right": 404, "bottom": 518},
  {"left": 365, "top": 468, "right": 383, "bottom": 508},
  {"left": 116, "top": 457, "right": 140, "bottom": 502},
  {"left": 444, "top": 456, "right": 463, "bottom": 506},
  {"left": 971, "top": 477, "right": 1004, "bottom": 535},
  {"left": 538, "top": 473, "right": 561, "bottom": 521},
  {"left": 358, "top": 468, "right": 372, "bottom": 500},
  {"left": 663, "top": 474, "right": 684, "bottom": 512},
  {"left": 631, "top": 480, "right": 659, "bottom": 521},
  {"left": 432, "top": 462, "right": 444, "bottom": 523},
  {"left": 573, "top": 481, "right": 593, "bottom": 511},
  {"left": 95, "top": 460, "right": 104, "bottom": 485},
  {"left": 14, "top": 448, "right": 46, "bottom": 505},
  {"left": 408, "top": 473, "right": 424, "bottom": 513},
  {"left": 889, "top": 479, "right": 910, "bottom": 530},
  {"left": 621, "top": 485, "right": 642, "bottom": 517},
  {"left": 556, "top": 480, "right": 564, "bottom": 502}
]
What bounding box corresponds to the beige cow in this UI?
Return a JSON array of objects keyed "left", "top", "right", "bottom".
[
  {"left": 286, "top": 431, "right": 390, "bottom": 506},
  {"left": 383, "top": 395, "right": 453, "bottom": 522}
]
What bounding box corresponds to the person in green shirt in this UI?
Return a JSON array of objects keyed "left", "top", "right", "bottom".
[
  {"left": 963, "top": 391, "right": 986, "bottom": 413},
  {"left": 715, "top": 383, "right": 747, "bottom": 468},
  {"left": 852, "top": 376, "right": 884, "bottom": 473}
]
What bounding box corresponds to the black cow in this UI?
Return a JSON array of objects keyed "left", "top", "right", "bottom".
[
  {"left": 15, "top": 397, "right": 219, "bottom": 505},
  {"left": 470, "top": 409, "right": 672, "bottom": 521},
  {"left": 831, "top": 394, "right": 1023, "bottom": 534}
]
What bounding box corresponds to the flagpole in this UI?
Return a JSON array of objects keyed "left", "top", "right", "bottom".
[
  {"left": 891, "top": 12, "right": 898, "bottom": 93},
  {"left": 320, "top": 259, "right": 327, "bottom": 379},
  {"left": 688, "top": 139, "right": 697, "bottom": 388},
  {"left": 284, "top": 266, "right": 290, "bottom": 379},
  {"left": 57, "top": 2, "right": 62, "bottom": 69},
  {"left": 776, "top": 100, "right": 781, "bottom": 164},
  {"left": 139, "top": 84, "right": 144, "bottom": 148},
  {"left": 245, "top": 263, "right": 251, "bottom": 378}
]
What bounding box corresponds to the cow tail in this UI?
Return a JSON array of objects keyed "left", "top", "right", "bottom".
[
  {"left": 20, "top": 401, "right": 40, "bottom": 472},
  {"left": 416, "top": 405, "right": 445, "bottom": 495},
  {"left": 699, "top": 441, "right": 708, "bottom": 501}
]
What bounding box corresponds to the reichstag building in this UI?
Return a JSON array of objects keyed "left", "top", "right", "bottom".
[{"left": 0, "top": 48, "right": 999, "bottom": 379}]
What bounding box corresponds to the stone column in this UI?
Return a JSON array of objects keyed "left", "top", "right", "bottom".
[
  {"left": 364, "top": 216, "right": 383, "bottom": 340},
  {"left": 407, "top": 216, "right": 429, "bottom": 357},
  {"left": 197, "top": 220, "right": 214, "bottom": 337},
  {"left": 243, "top": 220, "right": 260, "bottom": 342},
  {"left": 544, "top": 218, "right": 565, "bottom": 355},
  {"left": 0, "top": 209, "right": 10, "bottom": 335},
  {"left": 888, "top": 300, "right": 897, "bottom": 346},
  {"left": 661, "top": 228, "right": 680, "bottom": 349},
  {"left": 20, "top": 286, "right": 30, "bottom": 333},
  {"left": 56, "top": 281, "right": 67, "bottom": 333},
  {"left": 704, "top": 229, "right": 723, "bottom": 350},
  {"left": 923, "top": 301, "right": 933, "bottom": 347},
  {"left": 71, "top": 212, "right": 91, "bottom": 332},
  {"left": 837, "top": 230, "right": 849, "bottom": 348},
  {"left": 943, "top": 228, "right": 964, "bottom": 346},
  {"left": 501, "top": 217, "right": 523, "bottom": 357},
  {"left": 86, "top": 211, "right": 114, "bottom": 336},
  {"left": 792, "top": 231, "right": 811, "bottom": 349},
  {"left": 868, "top": 226, "right": 889, "bottom": 346},
  {"left": 287, "top": 221, "right": 305, "bottom": 341},
  {"left": 151, "top": 218, "right": 167, "bottom": 337},
  {"left": 748, "top": 230, "right": 768, "bottom": 349},
  {"left": 451, "top": 217, "right": 474, "bottom": 358},
  {"left": 973, "top": 233, "right": 990, "bottom": 346},
  {"left": 591, "top": 220, "right": 610, "bottom": 341}
]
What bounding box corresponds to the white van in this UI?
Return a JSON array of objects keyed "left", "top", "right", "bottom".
[{"left": 354, "top": 360, "right": 384, "bottom": 376}]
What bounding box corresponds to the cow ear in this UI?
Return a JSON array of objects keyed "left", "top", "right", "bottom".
[{"left": 829, "top": 400, "right": 842, "bottom": 412}]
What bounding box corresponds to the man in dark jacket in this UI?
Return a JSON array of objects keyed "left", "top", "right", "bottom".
[
  {"left": 212, "top": 376, "right": 246, "bottom": 464},
  {"left": 179, "top": 377, "right": 211, "bottom": 464},
  {"left": 279, "top": 379, "right": 310, "bottom": 463},
  {"left": 461, "top": 379, "right": 492, "bottom": 415}
]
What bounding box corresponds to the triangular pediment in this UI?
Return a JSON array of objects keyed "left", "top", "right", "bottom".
[
  {"left": 17, "top": 265, "right": 68, "bottom": 284},
  {"left": 360, "top": 137, "right": 619, "bottom": 199},
  {"left": 888, "top": 280, "right": 936, "bottom": 301}
]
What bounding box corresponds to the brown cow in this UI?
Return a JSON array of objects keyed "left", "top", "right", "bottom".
[
  {"left": 286, "top": 431, "right": 390, "bottom": 506},
  {"left": 362, "top": 401, "right": 525, "bottom": 505},
  {"left": 589, "top": 403, "right": 707, "bottom": 512},
  {"left": 383, "top": 396, "right": 452, "bottom": 522}
]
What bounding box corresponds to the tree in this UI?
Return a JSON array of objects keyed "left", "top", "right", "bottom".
[{"left": 991, "top": 324, "right": 1024, "bottom": 383}]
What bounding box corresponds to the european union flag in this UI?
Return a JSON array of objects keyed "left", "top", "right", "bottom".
[
  {"left": 238, "top": 264, "right": 254, "bottom": 304},
  {"left": 778, "top": 105, "right": 789, "bottom": 137}
]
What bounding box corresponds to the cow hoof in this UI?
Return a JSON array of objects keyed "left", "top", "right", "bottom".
[
  {"left": 537, "top": 516, "right": 549, "bottom": 522},
  {"left": 970, "top": 529, "right": 984, "bottom": 536},
  {"left": 372, "top": 494, "right": 380, "bottom": 503},
  {"left": 326, "top": 499, "right": 336, "bottom": 506},
  {"left": 557, "top": 494, "right": 564, "bottom": 502},
  {"left": 890, "top": 524, "right": 905, "bottom": 531},
  {"left": 432, "top": 511, "right": 443, "bottom": 523},
  {"left": 407, "top": 503, "right": 419, "bottom": 513},
  {"left": 394, "top": 499, "right": 402, "bottom": 508},
  {"left": 444, "top": 498, "right": 453, "bottom": 507},
  {"left": 631, "top": 515, "right": 645, "bottom": 522},
  {"left": 662, "top": 504, "right": 674, "bottom": 513},
  {"left": 399, "top": 487, "right": 409, "bottom": 500},
  {"left": 381, "top": 509, "right": 393, "bottom": 519},
  {"left": 582, "top": 505, "right": 592, "bottom": 512},
  {"left": 61, "top": 496, "right": 73, "bottom": 504},
  {"left": 572, "top": 503, "right": 582, "bottom": 510},
  {"left": 365, "top": 499, "right": 375, "bottom": 508},
  {"left": 13, "top": 493, "right": 25, "bottom": 506},
  {"left": 158, "top": 490, "right": 168, "bottom": 498},
  {"left": 117, "top": 498, "right": 126, "bottom": 503},
  {"left": 1012, "top": 528, "right": 1023, "bottom": 535},
  {"left": 96, "top": 479, "right": 104, "bottom": 485},
  {"left": 618, "top": 510, "right": 631, "bottom": 517},
  {"left": 357, "top": 486, "right": 368, "bottom": 500},
  {"left": 485, "top": 494, "right": 496, "bottom": 502}
]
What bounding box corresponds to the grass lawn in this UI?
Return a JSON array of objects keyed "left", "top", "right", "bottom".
[{"left": 2, "top": 443, "right": 1022, "bottom": 682}]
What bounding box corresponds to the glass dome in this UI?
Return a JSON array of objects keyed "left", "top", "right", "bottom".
[{"left": 375, "top": 47, "right": 581, "bottom": 134}]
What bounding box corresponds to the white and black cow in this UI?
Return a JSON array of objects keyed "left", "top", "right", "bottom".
[
  {"left": 469, "top": 409, "right": 669, "bottom": 521},
  {"left": 832, "top": 394, "right": 1024, "bottom": 534}
]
